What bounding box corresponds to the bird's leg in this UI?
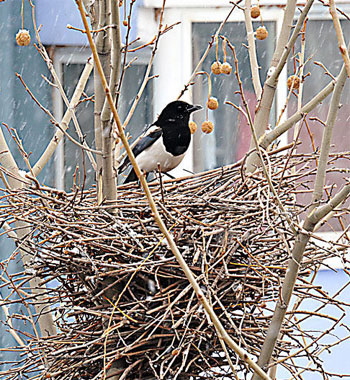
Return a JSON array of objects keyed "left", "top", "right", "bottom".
[{"left": 157, "top": 164, "right": 165, "bottom": 204}]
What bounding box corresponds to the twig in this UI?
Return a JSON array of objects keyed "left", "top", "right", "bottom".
[
  {"left": 329, "top": 0, "right": 350, "bottom": 78},
  {"left": 246, "top": 0, "right": 314, "bottom": 171},
  {"left": 33, "top": 60, "right": 94, "bottom": 176},
  {"left": 243, "top": 0, "right": 262, "bottom": 99},
  {"left": 311, "top": 58, "right": 348, "bottom": 209},
  {"left": 260, "top": 76, "right": 337, "bottom": 149}
]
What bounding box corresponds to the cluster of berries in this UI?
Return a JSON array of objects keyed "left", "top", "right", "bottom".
[{"left": 250, "top": 5, "right": 268, "bottom": 40}]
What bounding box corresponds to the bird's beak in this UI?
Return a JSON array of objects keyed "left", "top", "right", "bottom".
[{"left": 188, "top": 104, "right": 202, "bottom": 113}]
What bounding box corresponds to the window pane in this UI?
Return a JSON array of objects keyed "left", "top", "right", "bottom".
[
  {"left": 62, "top": 63, "right": 95, "bottom": 191},
  {"left": 61, "top": 63, "right": 153, "bottom": 191},
  {"left": 192, "top": 21, "right": 276, "bottom": 171}
]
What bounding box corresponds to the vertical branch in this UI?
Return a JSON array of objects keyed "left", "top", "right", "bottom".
[
  {"left": 0, "top": 128, "right": 19, "bottom": 179},
  {"left": 244, "top": 0, "right": 262, "bottom": 99},
  {"left": 246, "top": 0, "right": 314, "bottom": 172},
  {"left": 93, "top": 0, "right": 111, "bottom": 202},
  {"left": 293, "top": 18, "right": 307, "bottom": 142},
  {"left": 311, "top": 62, "right": 348, "bottom": 208},
  {"left": 329, "top": 0, "right": 350, "bottom": 78},
  {"left": 99, "top": 0, "right": 121, "bottom": 202},
  {"left": 248, "top": 0, "right": 298, "bottom": 144}
]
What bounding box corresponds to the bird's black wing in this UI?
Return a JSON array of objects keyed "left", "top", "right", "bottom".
[{"left": 119, "top": 127, "right": 162, "bottom": 173}]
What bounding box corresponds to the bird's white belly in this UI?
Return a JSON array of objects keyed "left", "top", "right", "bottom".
[{"left": 136, "top": 137, "right": 185, "bottom": 173}]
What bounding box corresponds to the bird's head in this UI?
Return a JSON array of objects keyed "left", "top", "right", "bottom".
[{"left": 156, "top": 100, "right": 202, "bottom": 128}]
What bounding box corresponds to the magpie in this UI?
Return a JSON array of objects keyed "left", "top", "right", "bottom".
[{"left": 119, "top": 100, "right": 202, "bottom": 183}]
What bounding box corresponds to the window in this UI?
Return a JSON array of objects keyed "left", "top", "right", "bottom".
[
  {"left": 192, "top": 21, "right": 276, "bottom": 172},
  {"left": 53, "top": 47, "right": 153, "bottom": 191}
]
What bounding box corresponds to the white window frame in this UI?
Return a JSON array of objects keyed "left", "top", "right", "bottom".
[
  {"left": 53, "top": 47, "right": 92, "bottom": 190},
  {"left": 53, "top": 46, "right": 152, "bottom": 190}
]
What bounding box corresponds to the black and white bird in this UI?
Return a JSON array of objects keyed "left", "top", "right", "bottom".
[{"left": 119, "top": 100, "right": 202, "bottom": 183}]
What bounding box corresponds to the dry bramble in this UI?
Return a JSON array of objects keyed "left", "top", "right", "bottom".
[
  {"left": 251, "top": 6, "right": 261, "bottom": 18},
  {"left": 211, "top": 61, "right": 222, "bottom": 75},
  {"left": 16, "top": 29, "right": 31, "bottom": 46},
  {"left": 256, "top": 25, "right": 268, "bottom": 40},
  {"left": 201, "top": 120, "right": 214, "bottom": 134}
]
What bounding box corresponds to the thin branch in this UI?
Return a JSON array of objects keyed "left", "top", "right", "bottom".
[
  {"left": 329, "top": 0, "right": 350, "bottom": 78},
  {"left": 260, "top": 76, "right": 336, "bottom": 149},
  {"left": 246, "top": 0, "right": 314, "bottom": 171},
  {"left": 33, "top": 60, "right": 94, "bottom": 176},
  {"left": 16, "top": 73, "right": 101, "bottom": 157},
  {"left": 311, "top": 60, "right": 348, "bottom": 208},
  {"left": 243, "top": 0, "right": 262, "bottom": 99}
]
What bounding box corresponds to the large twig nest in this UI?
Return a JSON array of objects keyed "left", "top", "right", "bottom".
[{"left": 1, "top": 150, "right": 349, "bottom": 379}]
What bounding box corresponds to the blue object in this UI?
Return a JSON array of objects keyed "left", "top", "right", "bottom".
[{"left": 36, "top": 0, "right": 140, "bottom": 46}]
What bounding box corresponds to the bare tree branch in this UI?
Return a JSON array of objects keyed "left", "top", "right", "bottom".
[
  {"left": 247, "top": 0, "right": 314, "bottom": 171},
  {"left": 252, "top": 181, "right": 350, "bottom": 379},
  {"left": 261, "top": 76, "right": 336, "bottom": 148},
  {"left": 243, "top": 0, "right": 262, "bottom": 99},
  {"left": 311, "top": 63, "right": 348, "bottom": 208},
  {"left": 329, "top": 0, "right": 350, "bottom": 78},
  {"left": 33, "top": 60, "right": 94, "bottom": 176}
]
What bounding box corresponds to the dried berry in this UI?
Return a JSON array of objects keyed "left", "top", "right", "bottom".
[
  {"left": 201, "top": 121, "right": 214, "bottom": 134},
  {"left": 207, "top": 97, "right": 219, "bottom": 110},
  {"left": 220, "top": 62, "right": 232, "bottom": 75},
  {"left": 251, "top": 6, "right": 261, "bottom": 19},
  {"left": 211, "top": 61, "right": 222, "bottom": 75},
  {"left": 256, "top": 26, "right": 268, "bottom": 40},
  {"left": 287, "top": 75, "right": 300, "bottom": 90},
  {"left": 123, "top": 20, "right": 128, "bottom": 26},
  {"left": 189, "top": 121, "right": 198, "bottom": 134},
  {"left": 16, "top": 29, "right": 31, "bottom": 46}
]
